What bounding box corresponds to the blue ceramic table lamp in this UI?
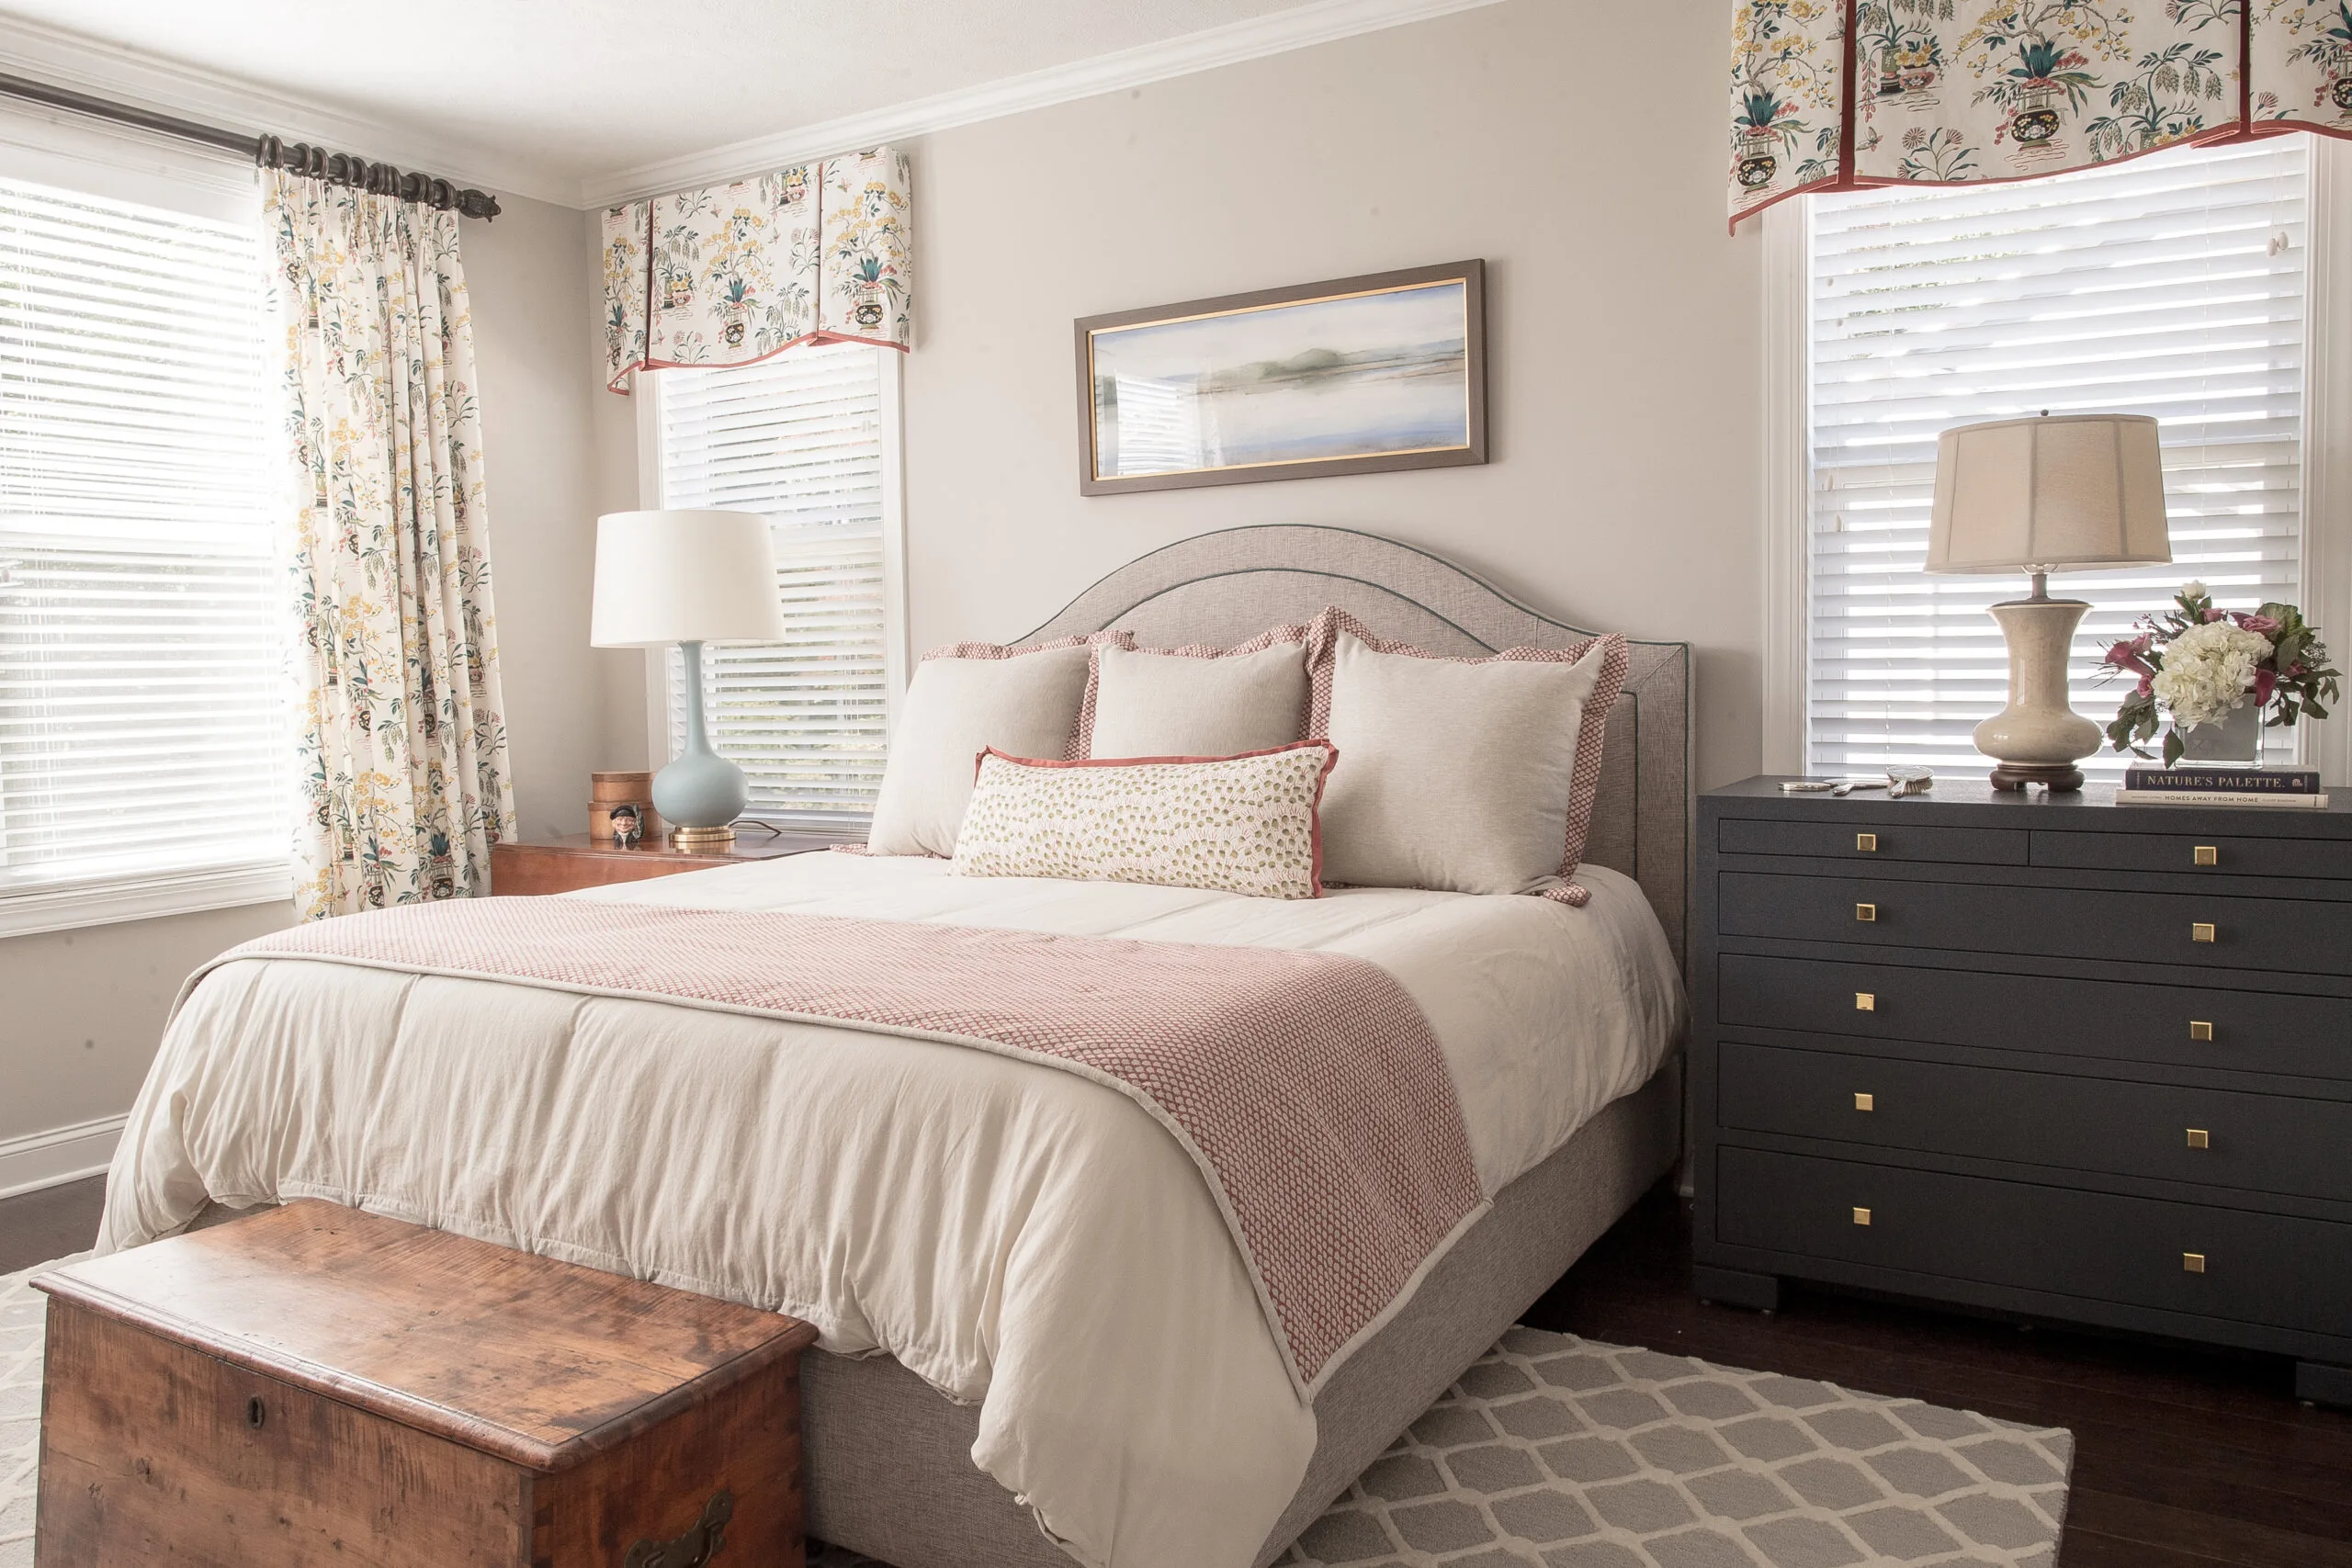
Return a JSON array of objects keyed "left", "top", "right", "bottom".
[{"left": 590, "top": 510, "right": 786, "bottom": 849}]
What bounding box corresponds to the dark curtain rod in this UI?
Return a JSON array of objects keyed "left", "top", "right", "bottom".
[{"left": 0, "top": 70, "right": 500, "bottom": 220}]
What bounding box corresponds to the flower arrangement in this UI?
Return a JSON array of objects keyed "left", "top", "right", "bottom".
[{"left": 2100, "top": 581, "right": 2341, "bottom": 764}]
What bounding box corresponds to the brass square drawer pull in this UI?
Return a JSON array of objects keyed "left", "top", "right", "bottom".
[
  {"left": 1855, "top": 903, "right": 1878, "bottom": 923},
  {"left": 2183, "top": 1252, "right": 2207, "bottom": 1273},
  {"left": 1852, "top": 1207, "right": 1872, "bottom": 1226},
  {"left": 1856, "top": 832, "right": 1878, "bottom": 852},
  {"left": 2189, "top": 1021, "right": 2214, "bottom": 1042},
  {"left": 2191, "top": 922, "right": 2216, "bottom": 943},
  {"left": 1855, "top": 992, "right": 1875, "bottom": 1011},
  {"left": 2194, "top": 845, "right": 2218, "bottom": 866},
  {"left": 1854, "top": 1092, "right": 1874, "bottom": 1111},
  {"left": 2187, "top": 1128, "right": 2210, "bottom": 1150}
]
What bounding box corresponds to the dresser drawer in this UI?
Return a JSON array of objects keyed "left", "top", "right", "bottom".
[
  {"left": 1718, "top": 871, "right": 2352, "bottom": 974},
  {"left": 2033, "top": 829, "right": 2352, "bottom": 881},
  {"left": 1717, "top": 953, "right": 2352, "bottom": 1082},
  {"left": 1716, "top": 1146, "right": 2352, "bottom": 1341},
  {"left": 1720, "top": 818, "right": 2028, "bottom": 867},
  {"left": 1719, "top": 1041, "right": 2352, "bottom": 1202}
]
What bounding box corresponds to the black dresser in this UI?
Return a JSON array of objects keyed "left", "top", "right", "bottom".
[{"left": 1693, "top": 776, "right": 2352, "bottom": 1404}]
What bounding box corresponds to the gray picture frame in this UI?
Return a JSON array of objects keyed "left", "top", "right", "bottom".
[{"left": 1075, "top": 260, "right": 1488, "bottom": 496}]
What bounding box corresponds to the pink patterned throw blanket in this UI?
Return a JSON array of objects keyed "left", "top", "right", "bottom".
[{"left": 191, "top": 897, "right": 1487, "bottom": 1393}]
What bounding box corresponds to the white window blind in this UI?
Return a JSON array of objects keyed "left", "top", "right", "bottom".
[
  {"left": 1807, "top": 140, "right": 2309, "bottom": 778},
  {"left": 0, "top": 175, "right": 281, "bottom": 897},
  {"left": 657, "top": 343, "right": 889, "bottom": 829}
]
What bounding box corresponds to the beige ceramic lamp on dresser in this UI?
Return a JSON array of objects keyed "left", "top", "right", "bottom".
[{"left": 1927, "top": 412, "right": 2173, "bottom": 792}]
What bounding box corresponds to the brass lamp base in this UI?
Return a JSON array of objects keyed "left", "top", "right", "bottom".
[{"left": 670, "top": 824, "right": 737, "bottom": 852}]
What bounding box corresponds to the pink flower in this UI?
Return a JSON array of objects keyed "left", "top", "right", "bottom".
[
  {"left": 2102, "top": 637, "right": 2155, "bottom": 679},
  {"left": 2202, "top": 607, "right": 2225, "bottom": 622},
  {"left": 2255, "top": 668, "right": 2278, "bottom": 705},
  {"left": 2235, "top": 612, "right": 2281, "bottom": 637}
]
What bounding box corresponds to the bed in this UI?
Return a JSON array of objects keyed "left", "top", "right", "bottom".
[{"left": 98, "top": 525, "right": 1693, "bottom": 1568}]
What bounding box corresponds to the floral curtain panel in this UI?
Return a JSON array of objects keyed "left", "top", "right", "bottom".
[
  {"left": 602, "top": 145, "right": 912, "bottom": 390},
  {"left": 265, "top": 169, "right": 516, "bottom": 919},
  {"left": 1729, "top": 1, "right": 2352, "bottom": 227}
]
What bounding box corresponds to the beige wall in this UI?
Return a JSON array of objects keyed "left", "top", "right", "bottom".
[
  {"left": 888, "top": 1, "right": 1764, "bottom": 788},
  {"left": 467, "top": 189, "right": 650, "bottom": 839},
  {"left": 0, "top": 902, "right": 289, "bottom": 1160}
]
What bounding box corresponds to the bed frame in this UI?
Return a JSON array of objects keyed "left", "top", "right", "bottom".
[{"left": 801, "top": 525, "right": 1694, "bottom": 1567}]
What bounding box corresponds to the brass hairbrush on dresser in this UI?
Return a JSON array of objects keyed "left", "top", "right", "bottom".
[{"left": 1694, "top": 778, "right": 2352, "bottom": 1406}]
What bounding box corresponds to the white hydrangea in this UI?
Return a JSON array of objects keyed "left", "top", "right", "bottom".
[{"left": 2152, "top": 618, "right": 2272, "bottom": 728}]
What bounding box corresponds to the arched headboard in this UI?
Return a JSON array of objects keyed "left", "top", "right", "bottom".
[{"left": 1023, "top": 525, "right": 1693, "bottom": 964}]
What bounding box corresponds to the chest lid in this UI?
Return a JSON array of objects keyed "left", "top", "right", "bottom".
[{"left": 34, "top": 1200, "right": 815, "bottom": 1472}]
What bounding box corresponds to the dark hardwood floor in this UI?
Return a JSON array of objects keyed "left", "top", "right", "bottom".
[
  {"left": 1524, "top": 1183, "right": 2352, "bottom": 1568},
  {"left": 0, "top": 1175, "right": 102, "bottom": 1274},
  {"left": 6, "top": 1175, "right": 2343, "bottom": 1563}
]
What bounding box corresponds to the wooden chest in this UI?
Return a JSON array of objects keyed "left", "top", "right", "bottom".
[{"left": 32, "top": 1201, "right": 818, "bottom": 1568}]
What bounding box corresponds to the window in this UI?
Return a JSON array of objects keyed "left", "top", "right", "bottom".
[
  {"left": 650, "top": 343, "right": 899, "bottom": 831},
  {"left": 1804, "top": 140, "right": 2310, "bottom": 778},
  {"left": 0, "top": 158, "right": 282, "bottom": 928}
]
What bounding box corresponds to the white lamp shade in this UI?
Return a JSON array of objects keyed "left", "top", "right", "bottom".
[
  {"left": 1926, "top": 413, "right": 2172, "bottom": 575},
  {"left": 590, "top": 510, "right": 787, "bottom": 647}
]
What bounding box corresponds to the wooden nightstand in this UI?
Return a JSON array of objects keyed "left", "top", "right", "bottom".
[
  {"left": 490, "top": 831, "right": 850, "bottom": 897},
  {"left": 1694, "top": 777, "right": 2352, "bottom": 1406}
]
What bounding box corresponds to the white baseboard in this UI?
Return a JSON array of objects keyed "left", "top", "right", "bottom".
[{"left": 0, "top": 1114, "right": 124, "bottom": 1201}]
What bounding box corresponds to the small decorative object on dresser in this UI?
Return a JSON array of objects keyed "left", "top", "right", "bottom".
[
  {"left": 590, "top": 510, "right": 787, "bottom": 850},
  {"left": 2099, "top": 581, "right": 2340, "bottom": 768},
  {"left": 31, "top": 1201, "right": 818, "bottom": 1568},
  {"left": 1926, "top": 412, "right": 2173, "bottom": 792},
  {"left": 1695, "top": 778, "right": 2352, "bottom": 1409},
  {"left": 590, "top": 769, "right": 662, "bottom": 844}
]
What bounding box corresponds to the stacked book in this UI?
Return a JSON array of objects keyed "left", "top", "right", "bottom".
[{"left": 2113, "top": 767, "right": 2330, "bottom": 808}]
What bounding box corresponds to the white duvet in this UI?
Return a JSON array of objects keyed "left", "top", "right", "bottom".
[{"left": 100, "top": 853, "right": 1683, "bottom": 1568}]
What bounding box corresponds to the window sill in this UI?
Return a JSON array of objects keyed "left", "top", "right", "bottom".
[{"left": 0, "top": 861, "right": 292, "bottom": 941}]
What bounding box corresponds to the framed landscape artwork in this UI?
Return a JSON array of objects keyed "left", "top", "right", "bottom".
[{"left": 1075, "top": 260, "right": 1487, "bottom": 495}]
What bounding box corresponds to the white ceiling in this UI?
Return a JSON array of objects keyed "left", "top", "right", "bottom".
[{"left": 0, "top": 0, "right": 1497, "bottom": 207}]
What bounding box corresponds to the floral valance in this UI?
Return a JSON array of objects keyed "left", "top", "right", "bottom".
[
  {"left": 1729, "top": 2, "right": 2352, "bottom": 229},
  {"left": 602, "top": 145, "right": 911, "bottom": 391}
]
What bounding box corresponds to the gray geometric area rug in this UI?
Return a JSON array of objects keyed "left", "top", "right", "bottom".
[{"left": 0, "top": 1259, "right": 2068, "bottom": 1568}]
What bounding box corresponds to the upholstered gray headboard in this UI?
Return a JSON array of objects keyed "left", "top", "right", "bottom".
[{"left": 1023, "top": 525, "right": 1693, "bottom": 965}]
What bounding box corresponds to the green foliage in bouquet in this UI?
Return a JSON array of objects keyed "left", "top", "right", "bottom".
[{"left": 2099, "top": 584, "right": 2341, "bottom": 766}]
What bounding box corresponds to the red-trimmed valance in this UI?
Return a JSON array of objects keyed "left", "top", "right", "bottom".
[
  {"left": 602, "top": 146, "right": 911, "bottom": 391},
  {"left": 1730, "top": 1, "right": 2352, "bottom": 231}
]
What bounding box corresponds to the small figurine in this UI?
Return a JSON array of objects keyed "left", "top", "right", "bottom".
[{"left": 609, "top": 802, "right": 644, "bottom": 849}]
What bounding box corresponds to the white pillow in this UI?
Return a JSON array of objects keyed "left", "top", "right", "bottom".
[
  {"left": 866, "top": 643, "right": 1100, "bottom": 857},
  {"left": 952, "top": 742, "right": 1335, "bottom": 898},
  {"left": 1088, "top": 637, "right": 1309, "bottom": 759},
  {"left": 1317, "top": 630, "right": 1611, "bottom": 896}
]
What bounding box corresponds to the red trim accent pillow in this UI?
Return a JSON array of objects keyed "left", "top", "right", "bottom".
[
  {"left": 950, "top": 740, "right": 1338, "bottom": 899},
  {"left": 1304, "top": 607, "right": 1629, "bottom": 907}
]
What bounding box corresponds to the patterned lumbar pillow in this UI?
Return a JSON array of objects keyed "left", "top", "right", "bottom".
[{"left": 951, "top": 741, "right": 1337, "bottom": 899}]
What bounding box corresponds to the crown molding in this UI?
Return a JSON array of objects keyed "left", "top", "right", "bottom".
[
  {"left": 0, "top": 13, "right": 578, "bottom": 207},
  {"left": 0, "top": 0, "right": 1506, "bottom": 213},
  {"left": 580, "top": 0, "right": 1507, "bottom": 208}
]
